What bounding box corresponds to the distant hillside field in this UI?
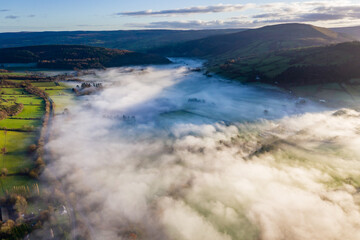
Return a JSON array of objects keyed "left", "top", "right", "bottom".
[
  {"left": 0, "top": 29, "right": 245, "bottom": 51},
  {"left": 208, "top": 41, "right": 360, "bottom": 86},
  {"left": 0, "top": 45, "right": 170, "bottom": 70},
  {"left": 332, "top": 26, "right": 360, "bottom": 40}
]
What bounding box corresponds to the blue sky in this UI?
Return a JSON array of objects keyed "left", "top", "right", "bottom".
[{"left": 0, "top": 0, "right": 360, "bottom": 32}]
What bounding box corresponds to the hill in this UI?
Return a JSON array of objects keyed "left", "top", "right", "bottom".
[
  {"left": 0, "top": 29, "right": 245, "bottom": 51},
  {"left": 332, "top": 26, "right": 360, "bottom": 40},
  {"left": 208, "top": 41, "right": 360, "bottom": 86},
  {"left": 0, "top": 45, "right": 170, "bottom": 70},
  {"left": 151, "top": 23, "right": 354, "bottom": 60}
]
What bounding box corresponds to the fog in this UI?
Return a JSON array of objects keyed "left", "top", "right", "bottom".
[{"left": 47, "top": 59, "right": 360, "bottom": 240}]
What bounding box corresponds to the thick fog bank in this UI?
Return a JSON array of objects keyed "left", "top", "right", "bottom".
[{"left": 47, "top": 59, "right": 360, "bottom": 240}]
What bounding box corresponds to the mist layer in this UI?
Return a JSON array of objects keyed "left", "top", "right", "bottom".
[{"left": 47, "top": 59, "right": 360, "bottom": 240}]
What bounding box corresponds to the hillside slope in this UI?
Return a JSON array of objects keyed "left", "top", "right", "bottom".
[
  {"left": 208, "top": 41, "right": 360, "bottom": 86},
  {"left": 151, "top": 23, "right": 354, "bottom": 60},
  {"left": 0, "top": 45, "right": 170, "bottom": 70},
  {"left": 332, "top": 26, "right": 360, "bottom": 40},
  {"left": 0, "top": 29, "right": 245, "bottom": 51}
]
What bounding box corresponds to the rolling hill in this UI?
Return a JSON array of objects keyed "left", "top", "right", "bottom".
[
  {"left": 0, "top": 45, "right": 170, "bottom": 70},
  {"left": 332, "top": 26, "right": 360, "bottom": 40},
  {"left": 151, "top": 23, "right": 354, "bottom": 60},
  {"left": 208, "top": 41, "right": 360, "bottom": 86},
  {"left": 0, "top": 29, "right": 245, "bottom": 52}
]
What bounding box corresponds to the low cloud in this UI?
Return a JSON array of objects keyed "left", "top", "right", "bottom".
[
  {"left": 126, "top": 19, "right": 251, "bottom": 30},
  {"left": 5, "top": 15, "right": 18, "bottom": 19},
  {"left": 254, "top": 2, "right": 360, "bottom": 23},
  {"left": 0, "top": 9, "right": 9, "bottom": 12},
  {"left": 118, "top": 4, "right": 248, "bottom": 16},
  {"left": 47, "top": 61, "right": 360, "bottom": 239}
]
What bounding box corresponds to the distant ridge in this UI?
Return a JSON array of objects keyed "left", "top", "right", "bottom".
[
  {"left": 150, "top": 23, "right": 354, "bottom": 59},
  {"left": 0, "top": 29, "right": 245, "bottom": 51},
  {"left": 332, "top": 26, "right": 360, "bottom": 40},
  {"left": 0, "top": 45, "right": 170, "bottom": 70}
]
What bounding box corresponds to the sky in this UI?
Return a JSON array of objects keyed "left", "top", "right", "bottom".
[{"left": 0, "top": 0, "right": 360, "bottom": 32}]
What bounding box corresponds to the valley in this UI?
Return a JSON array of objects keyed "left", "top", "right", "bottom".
[{"left": 1, "top": 21, "right": 360, "bottom": 240}]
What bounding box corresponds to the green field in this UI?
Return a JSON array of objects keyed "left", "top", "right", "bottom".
[
  {"left": 44, "top": 88, "right": 73, "bottom": 96},
  {"left": 31, "top": 82, "right": 57, "bottom": 87},
  {"left": 0, "top": 72, "right": 27, "bottom": 76},
  {"left": 38, "top": 86, "right": 67, "bottom": 90},
  {"left": 0, "top": 87, "right": 26, "bottom": 95},
  {"left": 0, "top": 175, "right": 37, "bottom": 196},
  {"left": 16, "top": 105, "right": 45, "bottom": 118},
  {"left": 52, "top": 95, "right": 76, "bottom": 114},
  {"left": 0, "top": 81, "right": 45, "bottom": 198},
  {"left": 2, "top": 95, "right": 44, "bottom": 105},
  {"left": 0, "top": 119, "right": 41, "bottom": 129},
  {"left": 0, "top": 131, "right": 36, "bottom": 175},
  {"left": 41, "top": 82, "right": 75, "bottom": 113}
]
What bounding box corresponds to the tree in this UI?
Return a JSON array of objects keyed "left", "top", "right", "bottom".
[
  {"left": 1, "top": 168, "right": 8, "bottom": 177},
  {"left": 14, "top": 196, "right": 28, "bottom": 217},
  {"left": 28, "top": 144, "right": 37, "bottom": 154}
]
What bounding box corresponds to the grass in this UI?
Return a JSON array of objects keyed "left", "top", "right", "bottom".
[
  {"left": 0, "top": 119, "right": 41, "bottom": 129},
  {"left": 0, "top": 88, "right": 27, "bottom": 95},
  {"left": 0, "top": 72, "right": 27, "bottom": 76},
  {"left": 38, "top": 86, "right": 67, "bottom": 91},
  {"left": 41, "top": 82, "right": 75, "bottom": 113},
  {"left": 0, "top": 130, "right": 36, "bottom": 175},
  {"left": 31, "top": 82, "right": 57, "bottom": 87},
  {"left": 290, "top": 85, "right": 322, "bottom": 97},
  {"left": 0, "top": 176, "right": 37, "bottom": 196},
  {"left": 52, "top": 95, "right": 76, "bottom": 114},
  {"left": 342, "top": 84, "right": 360, "bottom": 98},
  {"left": 0, "top": 82, "right": 44, "bottom": 194},
  {"left": 44, "top": 89, "right": 72, "bottom": 96},
  {"left": 2, "top": 95, "right": 44, "bottom": 105},
  {"left": 16, "top": 105, "right": 45, "bottom": 118},
  {"left": 316, "top": 89, "right": 354, "bottom": 102}
]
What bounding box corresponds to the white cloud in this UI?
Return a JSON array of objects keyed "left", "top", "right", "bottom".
[
  {"left": 122, "top": 1, "right": 360, "bottom": 29},
  {"left": 126, "top": 19, "right": 251, "bottom": 30},
  {"left": 118, "top": 4, "right": 249, "bottom": 16}
]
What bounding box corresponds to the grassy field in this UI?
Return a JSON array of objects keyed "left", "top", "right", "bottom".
[
  {"left": 40, "top": 83, "right": 75, "bottom": 113},
  {"left": 0, "top": 83, "right": 44, "bottom": 196},
  {"left": 31, "top": 82, "right": 57, "bottom": 87},
  {"left": 7, "top": 96, "right": 44, "bottom": 105},
  {"left": 51, "top": 95, "right": 76, "bottom": 114},
  {"left": 0, "top": 131, "right": 36, "bottom": 175},
  {"left": 0, "top": 119, "right": 41, "bottom": 129},
  {"left": 0, "top": 87, "right": 27, "bottom": 95},
  {"left": 44, "top": 88, "right": 73, "bottom": 96},
  {"left": 38, "top": 86, "right": 67, "bottom": 90},
  {"left": 289, "top": 82, "right": 360, "bottom": 107},
  {"left": 0, "top": 72, "right": 27, "bottom": 76},
  {"left": 16, "top": 105, "right": 44, "bottom": 118}
]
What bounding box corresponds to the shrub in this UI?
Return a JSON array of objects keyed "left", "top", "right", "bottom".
[
  {"left": 14, "top": 196, "right": 27, "bottom": 216},
  {"left": 28, "top": 144, "right": 37, "bottom": 153},
  {"left": 29, "top": 169, "right": 39, "bottom": 179},
  {"left": 1, "top": 168, "right": 8, "bottom": 177}
]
